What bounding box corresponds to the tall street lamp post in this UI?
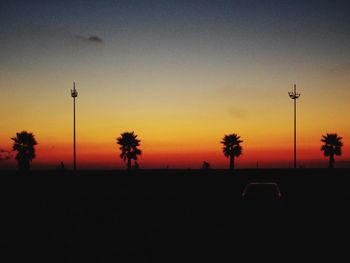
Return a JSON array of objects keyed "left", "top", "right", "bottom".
[
  {"left": 71, "top": 82, "right": 78, "bottom": 171},
  {"left": 288, "top": 84, "right": 301, "bottom": 169}
]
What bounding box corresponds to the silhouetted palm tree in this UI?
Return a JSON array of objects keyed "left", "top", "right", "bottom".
[
  {"left": 116, "top": 132, "right": 141, "bottom": 170},
  {"left": 321, "top": 133, "right": 343, "bottom": 168},
  {"left": 221, "top": 133, "right": 243, "bottom": 170},
  {"left": 11, "top": 131, "right": 38, "bottom": 171}
]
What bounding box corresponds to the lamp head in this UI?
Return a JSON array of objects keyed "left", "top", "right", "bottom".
[
  {"left": 71, "top": 82, "right": 78, "bottom": 98},
  {"left": 288, "top": 92, "right": 300, "bottom": 99}
]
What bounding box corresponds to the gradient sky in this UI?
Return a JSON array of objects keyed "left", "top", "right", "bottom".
[{"left": 1, "top": 0, "right": 350, "bottom": 169}]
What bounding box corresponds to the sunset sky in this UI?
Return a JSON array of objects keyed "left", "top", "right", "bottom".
[{"left": 1, "top": 0, "right": 350, "bottom": 169}]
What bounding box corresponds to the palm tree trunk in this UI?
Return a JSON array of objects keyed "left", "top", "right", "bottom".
[
  {"left": 18, "top": 160, "right": 30, "bottom": 171},
  {"left": 127, "top": 158, "right": 132, "bottom": 171},
  {"left": 18, "top": 161, "right": 23, "bottom": 171},
  {"left": 329, "top": 154, "right": 334, "bottom": 168},
  {"left": 230, "top": 156, "right": 234, "bottom": 170}
]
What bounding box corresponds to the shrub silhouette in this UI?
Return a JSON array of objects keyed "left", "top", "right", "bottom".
[
  {"left": 202, "top": 161, "right": 210, "bottom": 170},
  {"left": 11, "top": 131, "right": 38, "bottom": 171},
  {"left": 0, "top": 149, "right": 12, "bottom": 161},
  {"left": 116, "top": 131, "right": 141, "bottom": 170},
  {"left": 221, "top": 133, "right": 243, "bottom": 170},
  {"left": 321, "top": 133, "right": 343, "bottom": 168}
]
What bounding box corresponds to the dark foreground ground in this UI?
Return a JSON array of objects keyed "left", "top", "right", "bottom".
[{"left": 1, "top": 168, "right": 350, "bottom": 261}]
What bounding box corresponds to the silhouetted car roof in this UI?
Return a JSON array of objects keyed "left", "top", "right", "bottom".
[{"left": 242, "top": 182, "right": 282, "bottom": 201}]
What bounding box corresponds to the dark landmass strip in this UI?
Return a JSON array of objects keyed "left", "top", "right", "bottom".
[{"left": 1, "top": 168, "right": 349, "bottom": 260}]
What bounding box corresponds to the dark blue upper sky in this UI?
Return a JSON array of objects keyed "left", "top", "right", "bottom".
[
  {"left": 1, "top": 0, "right": 349, "bottom": 77},
  {"left": 1, "top": 0, "right": 349, "bottom": 46}
]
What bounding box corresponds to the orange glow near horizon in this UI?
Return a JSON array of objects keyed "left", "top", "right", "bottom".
[
  {"left": 2, "top": 85, "right": 350, "bottom": 169},
  {"left": 2, "top": 131, "right": 350, "bottom": 169}
]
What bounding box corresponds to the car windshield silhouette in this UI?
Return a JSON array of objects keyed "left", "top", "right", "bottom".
[{"left": 241, "top": 182, "right": 282, "bottom": 201}]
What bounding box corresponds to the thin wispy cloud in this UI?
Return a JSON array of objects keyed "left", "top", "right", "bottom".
[
  {"left": 75, "top": 35, "right": 104, "bottom": 43},
  {"left": 331, "top": 62, "right": 350, "bottom": 74},
  {"left": 227, "top": 106, "right": 247, "bottom": 119},
  {"left": 7, "top": 24, "right": 104, "bottom": 45}
]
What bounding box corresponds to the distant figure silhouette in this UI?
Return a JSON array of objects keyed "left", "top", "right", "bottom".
[
  {"left": 221, "top": 133, "right": 243, "bottom": 170},
  {"left": 321, "top": 133, "right": 343, "bottom": 168},
  {"left": 116, "top": 131, "right": 141, "bottom": 171},
  {"left": 11, "top": 131, "right": 38, "bottom": 171},
  {"left": 202, "top": 161, "right": 210, "bottom": 169}
]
